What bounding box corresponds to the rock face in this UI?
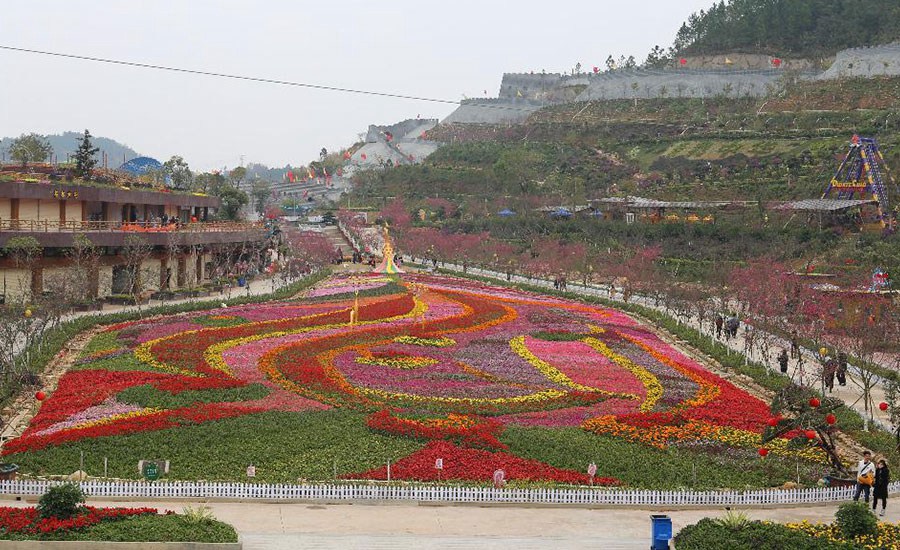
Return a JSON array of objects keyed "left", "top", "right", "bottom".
[
  {"left": 347, "top": 118, "right": 441, "bottom": 170},
  {"left": 819, "top": 42, "right": 900, "bottom": 79}
]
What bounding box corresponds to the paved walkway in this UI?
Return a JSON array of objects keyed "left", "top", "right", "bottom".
[
  {"left": 4, "top": 497, "right": 894, "bottom": 548},
  {"left": 422, "top": 261, "right": 895, "bottom": 433}
]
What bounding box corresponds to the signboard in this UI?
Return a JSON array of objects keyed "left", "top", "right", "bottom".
[
  {"left": 246, "top": 465, "right": 256, "bottom": 478},
  {"left": 138, "top": 460, "right": 169, "bottom": 481},
  {"left": 587, "top": 463, "right": 597, "bottom": 477},
  {"left": 434, "top": 458, "right": 443, "bottom": 470},
  {"left": 492, "top": 469, "right": 506, "bottom": 488}
]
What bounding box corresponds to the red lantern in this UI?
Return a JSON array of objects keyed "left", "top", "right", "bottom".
[
  {"left": 758, "top": 448, "right": 769, "bottom": 457},
  {"left": 826, "top": 414, "right": 837, "bottom": 425},
  {"left": 805, "top": 430, "right": 817, "bottom": 440},
  {"left": 772, "top": 58, "right": 782, "bottom": 67},
  {"left": 361, "top": 153, "right": 367, "bottom": 161},
  {"left": 679, "top": 58, "right": 687, "bottom": 66},
  {"left": 190, "top": 216, "right": 197, "bottom": 223},
  {"left": 35, "top": 391, "right": 46, "bottom": 401},
  {"left": 880, "top": 402, "right": 889, "bottom": 412},
  {"left": 767, "top": 417, "right": 779, "bottom": 427},
  {"left": 809, "top": 397, "right": 820, "bottom": 408},
  {"left": 343, "top": 151, "right": 351, "bottom": 160}
]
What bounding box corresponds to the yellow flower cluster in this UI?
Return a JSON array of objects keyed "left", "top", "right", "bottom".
[
  {"left": 582, "top": 337, "right": 662, "bottom": 412},
  {"left": 393, "top": 335, "right": 457, "bottom": 347},
  {"left": 355, "top": 353, "right": 439, "bottom": 369},
  {"left": 784, "top": 520, "right": 900, "bottom": 549},
  {"left": 510, "top": 336, "right": 639, "bottom": 402}
]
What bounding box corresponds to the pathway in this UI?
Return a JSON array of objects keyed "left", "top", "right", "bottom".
[{"left": 2, "top": 497, "right": 893, "bottom": 549}]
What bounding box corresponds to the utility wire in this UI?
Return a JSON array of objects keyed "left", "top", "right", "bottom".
[{"left": 0, "top": 45, "right": 534, "bottom": 112}]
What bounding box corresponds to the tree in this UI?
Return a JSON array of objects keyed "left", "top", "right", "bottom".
[
  {"left": 73, "top": 130, "right": 99, "bottom": 180},
  {"left": 9, "top": 133, "right": 52, "bottom": 167},
  {"left": 228, "top": 166, "right": 247, "bottom": 188},
  {"left": 215, "top": 184, "right": 248, "bottom": 221},
  {"left": 121, "top": 235, "right": 152, "bottom": 303},
  {"left": 194, "top": 171, "right": 226, "bottom": 194},
  {"left": 163, "top": 156, "right": 193, "bottom": 190},
  {"left": 250, "top": 180, "right": 271, "bottom": 217}
]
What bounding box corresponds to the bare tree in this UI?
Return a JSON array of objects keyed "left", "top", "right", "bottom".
[{"left": 122, "top": 235, "right": 153, "bottom": 308}]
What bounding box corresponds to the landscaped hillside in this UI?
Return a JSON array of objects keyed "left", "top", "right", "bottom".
[
  {"left": 348, "top": 75, "right": 900, "bottom": 281},
  {"left": 673, "top": 0, "right": 900, "bottom": 58}
]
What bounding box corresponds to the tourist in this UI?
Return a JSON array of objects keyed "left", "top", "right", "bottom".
[
  {"left": 854, "top": 451, "right": 876, "bottom": 503},
  {"left": 725, "top": 316, "right": 739, "bottom": 339},
  {"left": 714, "top": 314, "right": 724, "bottom": 339},
  {"left": 837, "top": 352, "right": 848, "bottom": 386},
  {"left": 874, "top": 459, "right": 890, "bottom": 516},
  {"left": 790, "top": 331, "right": 800, "bottom": 359},
  {"left": 777, "top": 349, "right": 789, "bottom": 374},
  {"left": 823, "top": 356, "right": 837, "bottom": 393}
]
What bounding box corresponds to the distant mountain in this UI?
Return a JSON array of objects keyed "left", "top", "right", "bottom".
[{"left": 0, "top": 131, "right": 143, "bottom": 167}]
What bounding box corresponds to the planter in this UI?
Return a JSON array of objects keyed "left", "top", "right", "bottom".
[{"left": 0, "top": 464, "right": 18, "bottom": 481}]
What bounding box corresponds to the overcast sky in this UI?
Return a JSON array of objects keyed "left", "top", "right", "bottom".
[{"left": 0, "top": 0, "right": 712, "bottom": 171}]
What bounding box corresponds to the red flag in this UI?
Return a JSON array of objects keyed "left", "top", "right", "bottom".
[
  {"left": 287, "top": 170, "right": 295, "bottom": 183},
  {"left": 361, "top": 153, "right": 367, "bottom": 161},
  {"left": 343, "top": 151, "right": 351, "bottom": 160},
  {"left": 592, "top": 66, "right": 599, "bottom": 73}
]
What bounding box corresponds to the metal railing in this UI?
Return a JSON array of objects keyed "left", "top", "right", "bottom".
[{"left": 0, "top": 219, "right": 262, "bottom": 234}]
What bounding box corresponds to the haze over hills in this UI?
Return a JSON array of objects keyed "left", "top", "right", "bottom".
[{"left": 0, "top": 131, "right": 141, "bottom": 166}]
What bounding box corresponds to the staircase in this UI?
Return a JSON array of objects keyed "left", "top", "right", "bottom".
[{"left": 322, "top": 225, "right": 355, "bottom": 260}]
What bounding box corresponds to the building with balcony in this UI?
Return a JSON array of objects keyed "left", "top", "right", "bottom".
[{"left": 0, "top": 173, "right": 268, "bottom": 303}]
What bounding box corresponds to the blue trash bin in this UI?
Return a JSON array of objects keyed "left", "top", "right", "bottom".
[
  {"left": 650, "top": 515, "right": 672, "bottom": 550},
  {"left": 237, "top": 277, "right": 246, "bottom": 287}
]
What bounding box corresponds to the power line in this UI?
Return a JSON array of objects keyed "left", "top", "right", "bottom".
[
  {"left": 0, "top": 45, "right": 534, "bottom": 113},
  {"left": 0, "top": 45, "right": 461, "bottom": 105}
]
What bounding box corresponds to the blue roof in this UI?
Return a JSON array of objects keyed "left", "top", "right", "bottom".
[{"left": 119, "top": 157, "right": 163, "bottom": 175}]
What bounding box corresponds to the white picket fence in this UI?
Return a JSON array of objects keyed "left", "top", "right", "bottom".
[{"left": 0, "top": 480, "right": 895, "bottom": 506}]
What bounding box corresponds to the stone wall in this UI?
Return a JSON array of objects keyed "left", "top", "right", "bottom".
[
  {"left": 576, "top": 68, "right": 817, "bottom": 101},
  {"left": 819, "top": 42, "right": 900, "bottom": 79},
  {"left": 442, "top": 98, "right": 542, "bottom": 125}
]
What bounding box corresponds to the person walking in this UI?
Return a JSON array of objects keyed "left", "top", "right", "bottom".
[
  {"left": 854, "top": 451, "right": 876, "bottom": 504},
  {"left": 790, "top": 331, "right": 800, "bottom": 360},
  {"left": 778, "top": 349, "right": 789, "bottom": 374},
  {"left": 715, "top": 314, "right": 724, "bottom": 339},
  {"left": 823, "top": 356, "right": 837, "bottom": 393},
  {"left": 837, "top": 351, "right": 848, "bottom": 387},
  {"left": 873, "top": 459, "right": 890, "bottom": 517}
]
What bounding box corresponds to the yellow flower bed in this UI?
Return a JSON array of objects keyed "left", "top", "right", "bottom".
[{"left": 785, "top": 520, "right": 900, "bottom": 549}]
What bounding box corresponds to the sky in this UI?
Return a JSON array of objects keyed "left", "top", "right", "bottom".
[{"left": 0, "top": 0, "right": 712, "bottom": 171}]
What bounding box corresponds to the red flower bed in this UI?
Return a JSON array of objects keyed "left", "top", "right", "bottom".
[
  {"left": 344, "top": 440, "right": 621, "bottom": 486},
  {"left": 617, "top": 411, "right": 686, "bottom": 429},
  {"left": 366, "top": 410, "right": 507, "bottom": 449},
  {"left": 0, "top": 506, "right": 156, "bottom": 535},
  {"left": 4, "top": 402, "right": 264, "bottom": 455}
]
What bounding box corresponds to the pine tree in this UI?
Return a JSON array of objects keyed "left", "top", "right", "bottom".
[{"left": 73, "top": 129, "right": 99, "bottom": 180}]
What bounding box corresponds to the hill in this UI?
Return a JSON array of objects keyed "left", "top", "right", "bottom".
[
  {"left": 673, "top": 0, "right": 900, "bottom": 58},
  {"left": 0, "top": 132, "right": 141, "bottom": 166}
]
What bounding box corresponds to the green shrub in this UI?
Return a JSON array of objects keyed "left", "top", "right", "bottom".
[
  {"left": 674, "top": 518, "right": 849, "bottom": 550},
  {"left": 834, "top": 502, "right": 877, "bottom": 540},
  {"left": 37, "top": 483, "right": 85, "bottom": 520}
]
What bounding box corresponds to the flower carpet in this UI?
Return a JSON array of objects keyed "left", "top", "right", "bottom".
[{"left": 4, "top": 273, "right": 826, "bottom": 487}]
